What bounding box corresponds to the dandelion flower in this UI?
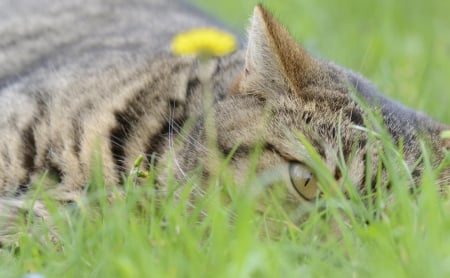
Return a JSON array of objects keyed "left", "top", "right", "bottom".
[{"left": 171, "top": 28, "right": 237, "bottom": 57}]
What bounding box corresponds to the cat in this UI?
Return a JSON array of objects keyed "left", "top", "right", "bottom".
[{"left": 0, "top": 0, "right": 449, "bottom": 243}]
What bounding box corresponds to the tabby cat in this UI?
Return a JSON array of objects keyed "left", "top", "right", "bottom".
[{"left": 0, "top": 0, "right": 449, "bottom": 242}]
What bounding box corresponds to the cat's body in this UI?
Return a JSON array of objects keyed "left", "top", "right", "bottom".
[
  {"left": 0, "top": 0, "right": 237, "bottom": 194},
  {"left": 0, "top": 0, "right": 449, "bottom": 242}
]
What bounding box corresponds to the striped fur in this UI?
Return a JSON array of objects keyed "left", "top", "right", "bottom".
[{"left": 0, "top": 1, "right": 449, "bottom": 243}]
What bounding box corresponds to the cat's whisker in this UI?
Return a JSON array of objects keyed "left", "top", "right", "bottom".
[
  {"left": 167, "top": 104, "right": 187, "bottom": 180},
  {"left": 162, "top": 115, "right": 210, "bottom": 155}
]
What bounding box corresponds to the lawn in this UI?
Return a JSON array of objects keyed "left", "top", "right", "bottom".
[{"left": 1, "top": 0, "right": 450, "bottom": 277}]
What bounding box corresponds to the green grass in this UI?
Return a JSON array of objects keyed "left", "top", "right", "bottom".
[{"left": 2, "top": 0, "right": 450, "bottom": 277}]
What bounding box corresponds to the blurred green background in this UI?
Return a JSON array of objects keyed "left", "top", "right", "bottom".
[{"left": 195, "top": 0, "right": 450, "bottom": 123}]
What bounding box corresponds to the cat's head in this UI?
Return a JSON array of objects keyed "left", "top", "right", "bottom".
[
  {"left": 171, "top": 5, "right": 450, "bottom": 203},
  {"left": 212, "top": 5, "right": 374, "bottom": 202}
]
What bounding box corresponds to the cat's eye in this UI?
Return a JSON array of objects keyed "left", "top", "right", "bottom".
[{"left": 289, "top": 162, "right": 319, "bottom": 201}]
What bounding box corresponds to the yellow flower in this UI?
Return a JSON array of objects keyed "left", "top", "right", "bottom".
[{"left": 171, "top": 28, "right": 237, "bottom": 57}]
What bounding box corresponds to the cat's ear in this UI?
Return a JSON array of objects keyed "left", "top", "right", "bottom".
[{"left": 240, "top": 5, "right": 318, "bottom": 95}]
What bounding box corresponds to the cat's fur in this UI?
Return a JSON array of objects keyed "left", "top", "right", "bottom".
[{"left": 0, "top": 0, "right": 449, "bottom": 243}]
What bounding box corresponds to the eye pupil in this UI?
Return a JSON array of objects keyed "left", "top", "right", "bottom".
[{"left": 304, "top": 176, "right": 311, "bottom": 187}]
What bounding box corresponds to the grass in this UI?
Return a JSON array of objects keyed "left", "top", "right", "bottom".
[{"left": 2, "top": 0, "right": 450, "bottom": 277}]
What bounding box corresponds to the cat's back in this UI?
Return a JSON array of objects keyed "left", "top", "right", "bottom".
[
  {"left": 0, "top": 0, "right": 242, "bottom": 194},
  {"left": 0, "top": 0, "right": 220, "bottom": 88}
]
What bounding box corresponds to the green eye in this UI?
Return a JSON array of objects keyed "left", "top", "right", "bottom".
[{"left": 289, "top": 162, "right": 319, "bottom": 201}]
